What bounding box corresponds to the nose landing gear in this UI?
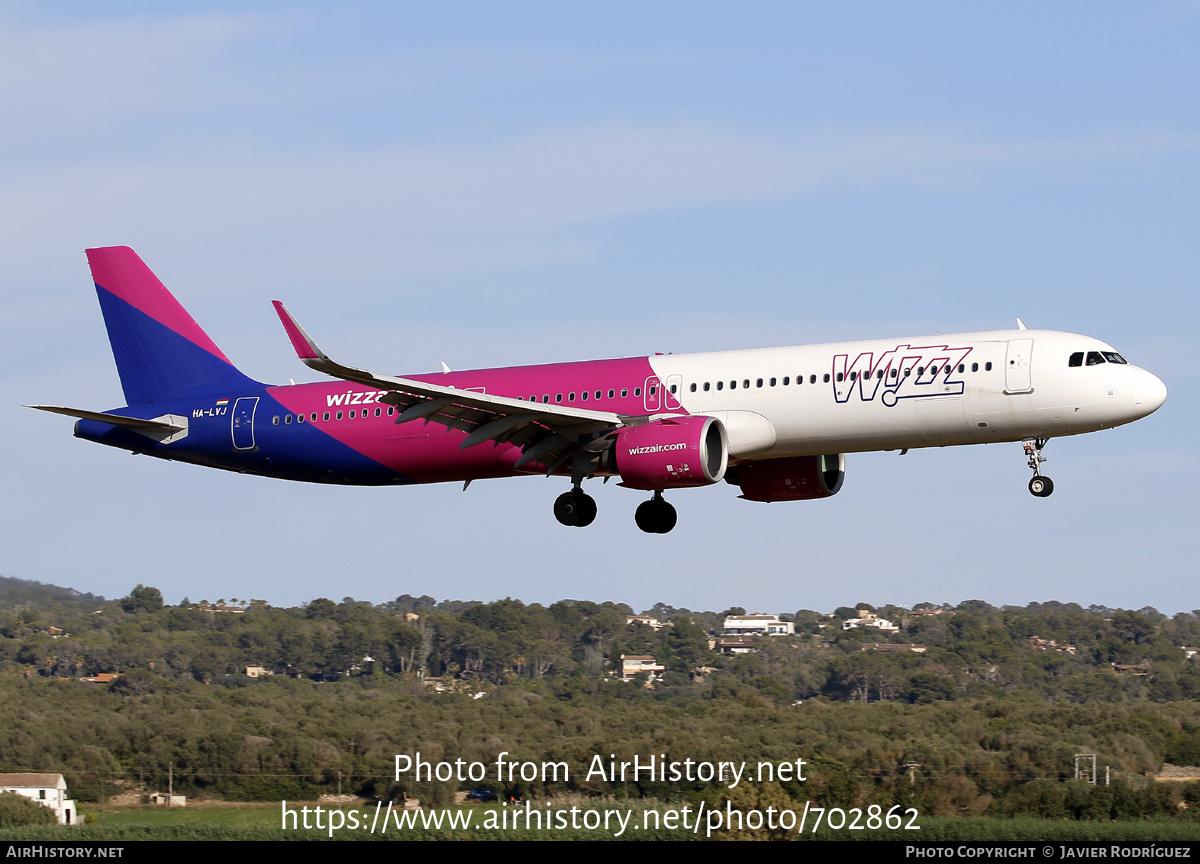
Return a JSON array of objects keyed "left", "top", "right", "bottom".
[
  {"left": 634, "top": 491, "right": 677, "bottom": 534},
  {"left": 1023, "top": 438, "right": 1054, "bottom": 497}
]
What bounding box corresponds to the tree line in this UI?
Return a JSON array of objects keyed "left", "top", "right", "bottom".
[{"left": 1, "top": 575, "right": 1199, "bottom": 819}]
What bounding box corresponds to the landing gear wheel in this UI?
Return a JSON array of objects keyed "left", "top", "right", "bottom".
[
  {"left": 634, "top": 500, "right": 657, "bottom": 533},
  {"left": 655, "top": 500, "right": 677, "bottom": 534},
  {"left": 634, "top": 493, "right": 677, "bottom": 534},
  {"left": 554, "top": 489, "right": 597, "bottom": 527},
  {"left": 576, "top": 493, "right": 597, "bottom": 527},
  {"left": 1022, "top": 438, "right": 1054, "bottom": 499},
  {"left": 1028, "top": 476, "right": 1054, "bottom": 498}
]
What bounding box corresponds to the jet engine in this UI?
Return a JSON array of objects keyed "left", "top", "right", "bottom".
[
  {"left": 607, "top": 415, "right": 728, "bottom": 490},
  {"left": 726, "top": 454, "right": 845, "bottom": 502}
]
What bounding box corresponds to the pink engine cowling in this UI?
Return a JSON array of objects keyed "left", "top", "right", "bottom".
[
  {"left": 610, "top": 415, "right": 728, "bottom": 490},
  {"left": 727, "top": 454, "right": 845, "bottom": 502}
]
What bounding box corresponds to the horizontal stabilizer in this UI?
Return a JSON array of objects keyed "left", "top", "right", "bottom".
[
  {"left": 26, "top": 405, "right": 184, "bottom": 430},
  {"left": 27, "top": 405, "right": 189, "bottom": 445}
]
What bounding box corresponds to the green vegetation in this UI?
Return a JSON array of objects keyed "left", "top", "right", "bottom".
[
  {"left": 2, "top": 575, "right": 1200, "bottom": 833},
  {"left": 0, "top": 791, "right": 57, "bottom": 827}
]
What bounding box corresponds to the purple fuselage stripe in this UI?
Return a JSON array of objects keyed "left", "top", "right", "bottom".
[{"left": 267, "top": 356, "right": 661, "bottom": 481}]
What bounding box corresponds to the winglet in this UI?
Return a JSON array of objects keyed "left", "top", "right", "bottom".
[
  {"left": 1016, "top": 317, "right": 1027, "bottom": 331},
  {"left": 272, "top": 301, "right": 324, "bottom": 361}
]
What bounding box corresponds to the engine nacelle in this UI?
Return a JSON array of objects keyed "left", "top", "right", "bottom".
[
  {"left": 726, "top": 454, "right": 845, "bottom": 502},
  {"left": 609, "top": 415, "right": 728, "bottom": 490}
]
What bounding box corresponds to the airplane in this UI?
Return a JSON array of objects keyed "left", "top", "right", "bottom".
[{"left": 30, "top": 246, "right": 1167, "bottom": 534}]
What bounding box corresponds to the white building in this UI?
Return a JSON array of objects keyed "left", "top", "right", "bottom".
[
  {"left": 0, "top": 773, "right": 78, "bottom": 825},
  {"left": 620, "top": 655, "right": 665, "bottom": 682},
  {"left": 723, "top": 615, "right": 794, "bottom": 636},
  {"left": 842, "top": 615, "right": 899, "bottom": 632}
]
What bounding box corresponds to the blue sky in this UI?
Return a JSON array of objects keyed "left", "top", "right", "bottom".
[{"left": 1, "top": 2, "right": 1196, "bottom": 615}]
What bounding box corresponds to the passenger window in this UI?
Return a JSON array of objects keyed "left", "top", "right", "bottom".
[
  {"left": 349, "top": 410, "right": 355, "bottom": 419},
  {"left": 568, "top": 392, "right": 575, "bottom": 401},
  {"left": 743, "top": 379, "right": 750, "bottom": 389},
  {"left": 985, "top": 362, "right": 992, "bottom": 371},
  {"left": 917, "top": 367, "right": 924, "bottom": 376},
  {"left": 1086, "top": 351, "right": 1105, "bottom": 366},
  {"left": 336, "top": 411, "right": 343, "bottom": 420},
  {"left": 783, "top": 376, "right": 790, "bottom": 385},
  {"left": 703, "top": 382, "right": 710, "bottom": 391},
  {"left": 375, "top": 407, "right": 381, "bottom": 417},
  {"left": 810, "top": 374, "right": 817, "bottom": 384},
  {"left": 717, "top": 381, "right": 724, "bottom": 390},
  {"left": 311, "top": 413, "right": 317, "bottom": 422},
  {"left": 822, "top": 374, "right": 829, "bottom": 383},
  {"left": 608, "top": 389, "right": 615, "bottom": 399},
  {"left": 323, "top": 411, "right": 330, "bottom": 421},
  {"left": 958, "top": 364, "right": 965, "bottom": 373},
  {"left": 621, "top": 388, "right": 628, "bottom": 397},
  {"left": 387, "top": 407, "right": 394, "bottom": 415},
  {"left": 730, "top": 380, "right": 737, "bottom": 389},
  {"left": 836, "top": 373, "right": 844, "bottom": 382},
  {"left": 757, "top": 378, "right": 764, "bottom": 388},
  {"left": 972, "top": 363, "right": 979, "bottom": 372},
  {"left": 543, "top": 395, "right": 550, "bottom": 403},
  {"left": 688, "top": 383, "right": 696, "bottom": 392},
  {"left": 272, "top": 416, "right": 280, "bottom": 425},
  {"left": 769, "top": 378, "right": 776, "bottom": 387},
  {"left": 648, "top": 386, "right": 655, "bottom": 396},
  {"left": 634, "top": 387, "right": 641, "bottom": 396},
  {"left": 889, "top": 369, "right": 898, "bottom": 379},
  {"left": 284, "top": 414, "right": 292, "bottom": 424},
  {"left": 670, "top": 384, "right": 677, "bottom": 394},
  {"left": 596, "top": 390, "right": 602, "bottom": 399},
  {"left": 555, "top": 394, "right": 562, "bottom": 403},
  {"left": 581, "top": 391, "right": 588, "bottom": 400}
]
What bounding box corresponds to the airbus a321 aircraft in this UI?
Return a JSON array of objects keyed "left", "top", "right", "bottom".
[{"left": 31, "top": 247, "right": 1167, "bottom": 534}]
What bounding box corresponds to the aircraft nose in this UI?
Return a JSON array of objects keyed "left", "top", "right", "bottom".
[{"left": 1133, "top": 369, "right": 1167, "bottom": 416}]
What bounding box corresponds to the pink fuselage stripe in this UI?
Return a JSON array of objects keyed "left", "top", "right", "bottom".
[
  {"left": 268, "top": 356, "right": 661, "bottom": 480},
  {"left": 87, "top": 247, "right": 234, "bottom": 364}
]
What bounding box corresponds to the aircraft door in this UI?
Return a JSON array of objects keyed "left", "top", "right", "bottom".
[
  {"left": 644, "top": 376, "right": 662, "bottom": 412},
  {"left": 664, "top": 374, "right": 683, "bottom": 410},
  {"left": 232, "top": 397, "right": 258, "bottom": 450},
  {"left": 1005, "top": 339, "right": 1034, "bottom": 394}
]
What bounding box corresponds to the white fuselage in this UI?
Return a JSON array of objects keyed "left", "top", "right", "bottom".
[{"left": 648, "top": 328, "right": 1166, "bottom": 460}]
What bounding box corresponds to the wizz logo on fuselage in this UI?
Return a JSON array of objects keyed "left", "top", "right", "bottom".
[
  {"left": 832, "top": 344, "right": 974, "bottom": 407},
  {"left": 327, "top": 390, "right": 385, "bottom": 407}
]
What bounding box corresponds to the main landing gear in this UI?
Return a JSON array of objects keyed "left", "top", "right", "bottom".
[
  {"left": 1023, "top": 438, "right": 1054, "bottom": 498},
  {"left": 554, "top": 486, "right": 597, "bottom": 527},
  {"left": 634, "top": 491, "right": 677, "bottom": 534}
]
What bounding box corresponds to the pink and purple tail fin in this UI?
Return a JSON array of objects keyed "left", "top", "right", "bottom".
[{"left": 87, "top": 246, "right": 260, "bottom": 405}]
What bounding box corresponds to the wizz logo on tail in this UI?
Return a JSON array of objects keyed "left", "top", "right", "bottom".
[{"left": 832, "top": 344, "right": 974, "bottom": 407}]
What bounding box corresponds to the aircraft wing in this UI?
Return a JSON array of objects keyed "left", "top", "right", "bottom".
[{"left": 272, "top": 302, "right": 631, "bottom": 470}]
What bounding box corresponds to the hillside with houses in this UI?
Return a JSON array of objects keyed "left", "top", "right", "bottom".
[{"left": 1, "top": 575, "right": 1199, "bottom": 820}]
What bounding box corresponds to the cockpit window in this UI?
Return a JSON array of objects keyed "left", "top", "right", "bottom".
[
  {"left": 1102, "top": 352, "right": 1127, "bottom": 364},
  {"left": 1068, "top": 352, "right": 1084, "bottom": 367},
  {"left": 1086, "top": 351, "right": 1105, "bottom": 366}
]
